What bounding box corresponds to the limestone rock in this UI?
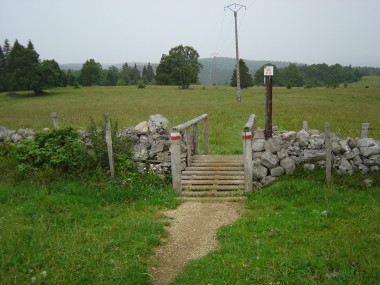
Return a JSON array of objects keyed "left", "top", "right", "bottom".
[
  {"left": 253, "top": 129, "right": 265, "bottom": 139},
  {"left": 134, "top": 144, "right": 149, "bottom": 160},
  {"left": 11, "top": 133, "right": 22, "bottom": 143},
  {"left": 264, "top": 137, "right": 282, "bottom": 153},
  {"left": 335, "top": 157, "right": 353, "bottom": 175},
  {"left": 261, "top": 151, "right": 279, "bottom": 169},
  {"left": 260, "top": 176, "right": 277, "bottom": 186},
  {"left": 308, "top": 129, "right": 320, "bottom": 136},
  {"left": 339, "top": 140, "right": 351, "bottom": 153},
  {"left": 358, "top": 164, "right": 370, "bottom": 174},
  {"left": 280, "top": 157, "right": 296, "bottom": 174},
  {"left": 370, "top": 166, "right": 379, "bottom": 172},
  {"left": 282, "top": 131, "right": 297, "bottom": 141},
  {"left": 271, "top": 166, "right": 285, "bottom": 177},
  {"left": 303, "top": 163, "right": 315, "bottom": 170},
  {"left": 252, "top": 139, "right": 265, "bottom": 152},
  {"left": 148, "top": 114, "right": 169, "bottom": 134},
  {"left": 300, "top": 149, "right": 326, "bottom": 163},
  {"left": 331, "top": 141, "right": 342, "bottom": 154},
  {"left": 296, "top": 129, "right": 310, "bottom": 147},
  {"left": 0, "top": 126, "right": 8, "bottom": 142},
  {"left": 252, "top": 160, "right": 268, "bottom": 180},
  {"left": 277, "top": 148, "right": 288, "bottom": 160},
  {"left": 135, "top": 121, "right": 148, "bottom": 134},
  {"left": 347, "top": 137, "right": 357, "bottom": 148},
  {"left": 309, "top": 135, "right": 324, "bottom": 149}
]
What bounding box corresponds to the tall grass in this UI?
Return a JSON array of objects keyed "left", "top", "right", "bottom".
[{"left": 1, "top": 77, "right": 379, "bottom": 154}]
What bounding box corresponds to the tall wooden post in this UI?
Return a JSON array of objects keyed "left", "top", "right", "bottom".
[
  {"left": 264, "top": 66, "right": 274, "bottom": 139},
  {"left": 203, "top": 116, "right": 209, "bottom": 154},
  {"left": 170, "top": 132, "right": 182, "bottom": 193},
  {"left": 105, "top": 119, "right": 115, "bottom": 178},
  {"left": 51, "top": 112, "right": 59, "bottom": 130},
  {"left": 324, "top": 122, "right": 332, "bottom": 186},
  {"left": 242, "top": 131, "right": 253, "bottom": 192}
]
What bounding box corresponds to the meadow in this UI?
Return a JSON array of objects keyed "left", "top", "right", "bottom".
[
  {"left": 1, "top": 76, "right": 379, "bottom": 154},
  {"left": 0, "top": 77, "right": 379, "bottom": 284}
]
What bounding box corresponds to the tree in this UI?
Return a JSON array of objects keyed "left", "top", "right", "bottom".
[
  {"left": 40, "top": 59, "right": 66, "bottom": 88},
  {"left": 283, "top": 63, "right": 303, "bottom": 87},
  {"left": 79, "top": 59, "right": 102, "bottom": 86},
  {"left": 129, "top": 64, "right": 141, "bottom": 84},
  {"left": 156, "top": 45, "right": 202, "bottom": 89},
  {"left": 106, "top": 66, "right": 119, "bottom": 86},
  {"left": 119, "top": 62, "right": 131, "bottom": 85},
  {"left": 6, "top": 40, "right": 44, "bottom": 94},
  {"left": 146, "top": 62, "right": 155, "bottom": 83},
  {"left": 0, "top": 45, "right": 5, "bottom": 91},
  {"left": 230, "top": 59, "right": 253, "bottom": 89}
]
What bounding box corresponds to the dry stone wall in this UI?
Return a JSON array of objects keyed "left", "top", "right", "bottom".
[
  {"left": 251, "top": 126, "right": 380, "bottom": 188},
  {"left": 1, "top": 117, "right": 379, "bottom": 188}
]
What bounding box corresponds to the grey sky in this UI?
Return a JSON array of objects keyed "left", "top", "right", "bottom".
[{"left": 1, "top": 0, "right": 379, "bottom": 67}]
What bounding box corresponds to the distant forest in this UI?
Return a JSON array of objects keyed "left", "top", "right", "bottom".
[
  {"left": 1, "top": 38, "right": 380, "bottom": 94},
  {"left": 61, "top": 58, "right": 380, "bottom": 88}
]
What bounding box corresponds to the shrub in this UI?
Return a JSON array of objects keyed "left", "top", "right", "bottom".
[
  {"left": 14, "top": 127, "right": 94, "bottom": 176},
  {"left": 137, "top": 80, "right": 146, "bottom": 89}
]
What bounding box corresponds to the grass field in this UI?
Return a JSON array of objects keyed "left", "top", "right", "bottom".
[
  {"left": 1, "top": 76, "right": 380, "bottom": 284},
  {"left": 1, "top": 76, "right": 379, "bottom": 154},
  {"left": 171, "top": 171, "right": 380, "bottom": 284}
]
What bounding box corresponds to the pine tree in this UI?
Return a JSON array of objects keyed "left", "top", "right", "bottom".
[
  {"left": 230, "top": 59, "right": 253, "bottom": 89},
  {"left": 146, "top": 62, "right": 155, "bottom": 83}
]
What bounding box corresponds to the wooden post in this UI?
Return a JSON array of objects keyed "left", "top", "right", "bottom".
[
  {"left": 193, "top": 123, "right": 200, "bottom": 155},
  {"left": 361, "top": 123, "right": 369, "bottom": 138},
  {"left": 303, "top": 121, "right": 309, "bottom": 132},
  {"left": 324, "top": 122, "right": 332, "bottom": 186},
  {"left": 184, "top": 129, "right": 192, "bottom": 167},
  {"left": 51, "top": 112, "right": 59, "bottom": 130},
  {"left": 170, "top": 132, "right": 182, "bottom": 192},
  {"left": 264, "top": 66, "right": 273, "bottom": 140},
  {"left": 105, "top": 119, "right": 115, "bottom": 178},
  {"left": 243, "top": 131, "right": 253, "bottom": 192},
  {"left": 203, "top": 116, "right": 209, "bottom": 154}
]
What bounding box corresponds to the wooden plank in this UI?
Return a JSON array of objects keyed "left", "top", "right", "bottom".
[
  {"left": 181, "top": 175, "right": 245, "bottom": 180},
  {"left": 182, "top": 185, "right": 244, "bottom": 191},
  {"left": 185, "top": 167, "right": 244, "bottom": 171},
  {"left": 182, "top": 180, "right": 244, "bottom": 185},
  {"left": 182, "top": 170, "right": 244, "bottom": 176}
]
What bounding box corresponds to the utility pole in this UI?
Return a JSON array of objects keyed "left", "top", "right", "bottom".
[
  {"left": 225, "top": 3, "right": 246, "bottom": 103},
  {"left": 210, "top": 52, "right": 218, "bottom": 85}
]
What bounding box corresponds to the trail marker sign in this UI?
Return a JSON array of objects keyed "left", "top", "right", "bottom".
[{"left": 264, "top": 66, "right": 274, "bottom": 76}]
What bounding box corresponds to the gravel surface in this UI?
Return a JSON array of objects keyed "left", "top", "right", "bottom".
[{"left": 150, "top": 200, "right": 243, "bottom": 285}]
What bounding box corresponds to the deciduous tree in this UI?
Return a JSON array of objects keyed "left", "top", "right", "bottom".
[
  {"left": 156, "top": 45, "right": 202, "bottom": 89},
  {"left": 79, "top": 59, "right": 102, "bottom": 86}
]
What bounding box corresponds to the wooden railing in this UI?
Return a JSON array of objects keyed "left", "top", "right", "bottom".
[
  {"left": 242, "top": 114, "right": 256, "bottom": 192},
  {"left": 170, "top": 114, "right": 209, "bottom": 192}
]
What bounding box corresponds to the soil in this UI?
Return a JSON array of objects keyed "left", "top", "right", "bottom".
[{"left": 149, "top": 199, "right": 244, "bottom": 285}]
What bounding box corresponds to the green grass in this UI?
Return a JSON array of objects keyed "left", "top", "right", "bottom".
[
  {"left": 1, "top": 76, "right": 379, "bottom": 154},
  {"left": 0, "top": 178, "right": 179, "bottom": 284},
  {"left": 171, "top": 170, "right": 380, "bottom": 284}
]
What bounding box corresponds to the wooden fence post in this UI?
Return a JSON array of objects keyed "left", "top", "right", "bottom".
[
  {"left": 51, "top": 112, "right": 59, "bottom": 129},
  {"left": 105, "top": 119, "right": 115, "bottom": 178},
  {"left": 203, "top": 116, "right": 209, "bottom": 154},
  {"left": 361, "top": 123, "right": 369, "bottom": 138},
  {"left": 243, "top": 131, "right": 253, "bottom": 192},
  {"left": 324, "top": 122, "right": 332, "bottom": 185},
  {"left": 170, "top": 131, "right": 182, "bottom": 192},
  {"left": 193, "top": 123, "right": 200, "bottom": 155}
]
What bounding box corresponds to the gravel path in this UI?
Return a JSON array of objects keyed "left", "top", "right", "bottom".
[{"left": 149, "top": 200, "right": 243, "bottom": 285}]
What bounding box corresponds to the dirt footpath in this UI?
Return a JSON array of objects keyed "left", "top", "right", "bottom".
[{"left": 149, "top": 199, "right": 243, "bottom": 285}]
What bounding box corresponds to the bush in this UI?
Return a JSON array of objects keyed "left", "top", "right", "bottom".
[
  {"left": 137, "top": 80, "right": 146, "bottom": 89},
  {"left": 14, "top": 127, "right": 94, "bottom": 176}
]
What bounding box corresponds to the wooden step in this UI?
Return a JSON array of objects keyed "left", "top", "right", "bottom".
[{"left": 180, "top": 155, "right": 245, "bottom": 194}]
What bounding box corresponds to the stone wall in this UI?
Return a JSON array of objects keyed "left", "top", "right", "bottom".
[
  {"left": 1, "top": 117, "right": 379, "bottom": 187},
  {"left": 251, "top": 127, "right": 380, "bottom": 188}
]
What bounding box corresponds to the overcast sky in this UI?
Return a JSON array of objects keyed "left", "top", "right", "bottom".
[{"left": 1, "top": 0, "right": 379, "bottom": 67}]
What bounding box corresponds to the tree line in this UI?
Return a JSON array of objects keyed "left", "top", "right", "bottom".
[
  {"left": 231, "top": 60, "right": 368, "bottom": 89},
  {"left": 1, "top": 39, "right": 378, "bottom": 95}
]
